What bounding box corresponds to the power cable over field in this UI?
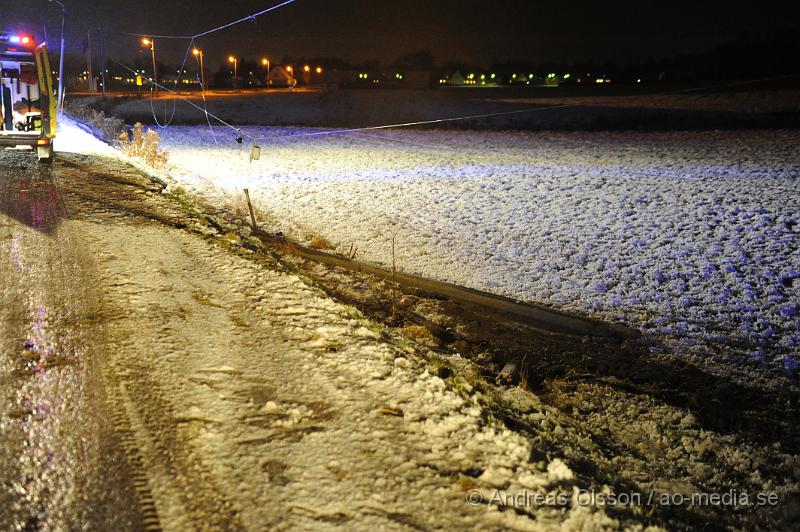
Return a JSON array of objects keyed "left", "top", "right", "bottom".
[
  {"left": 113, "top": 62, "right": 586, "bottom": 145},
  {"left": 107, "top": 3, "right": 798, "bottom": 152},
  {"left": 128, "top": 0, "right": 298, "bottom": 40}
]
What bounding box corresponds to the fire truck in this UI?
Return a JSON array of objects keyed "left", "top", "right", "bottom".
[{"left": 0, "top": 31, "right": 57, "bottom": 163}]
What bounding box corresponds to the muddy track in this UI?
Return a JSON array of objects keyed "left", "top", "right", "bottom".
[
  {"left": 58, "top": 155, "right": 246, "bottom": 529},
  {"left": 102, "top": 379, "right": 164, "bottom": 531},
  {"left": 0, "top": 153, "right": 147, "bottom": 530}
]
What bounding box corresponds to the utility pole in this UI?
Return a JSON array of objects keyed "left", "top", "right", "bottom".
[
  {"left": 228, "top": 56, "right": 238, "bottom": 88},
  {"left": 48, "top": 0, "right": 66, "bottom": 113},
  {"left": 150, "top": 41, "right": 157, "bottom": 91},
  {"left": 141, "top": 38, "right": 158, "bottom": 91},
  {"left": 97, "top": 27, "right": 105, "bottom": 96},
  {"left": 193, "top": 48, "right": 205, "bottom": 90},
  {"left": 85, "top": 30, "right": 95, "bottom": 92},
  {"left": 58, "top": 7, "right": 65, "bottom": 109}
]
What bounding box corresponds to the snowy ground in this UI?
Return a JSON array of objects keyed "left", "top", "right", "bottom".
[
  {"left": 45, "top": 118, "right": 800, "bottom": 529},
  {"left": 57, "top": 119, "right": 800, "bottom": 385},
  {"left": 22, "top": 126, "right": 641, "bottom": 529}
]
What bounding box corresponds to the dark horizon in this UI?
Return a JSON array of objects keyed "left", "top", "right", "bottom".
[{"left": 2, "top": 0, "right": 798, "bottom": 70}]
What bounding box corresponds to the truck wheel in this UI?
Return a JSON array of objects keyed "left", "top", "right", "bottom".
[{"left": 37, "top": 143, "right": 54, "bottom": 164}]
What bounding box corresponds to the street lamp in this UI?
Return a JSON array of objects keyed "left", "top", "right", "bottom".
[
  {"left": 192, "top": 48, "right": 205, "bottom": 90},
  {"left": 228, "top": 55, "right": 237, "bottom": 87},
  {"left": 48, "top": 0, "right": 66, "bottom": 113},
  {"left": 141, "top": 37, "right": 158, "bottom": 91},
  {"left": 315, "top": 66, "right": 322, "bottom": 74},
  {"left": 261, "top": 57, "right": 270, "bottom": 87}
]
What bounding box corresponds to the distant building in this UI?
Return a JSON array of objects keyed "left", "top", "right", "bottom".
[
  {"left": 447, "top": 70, "right": 465, "bottom": 85},
  {"left": 342, "top": 70, "right": 432, "bottom": 89},
  {"left": 161, "top": 73, "right": 200, "bottom": 88},
  {"left": 268, "top": 66, "right": 296, "bottom": 88}
]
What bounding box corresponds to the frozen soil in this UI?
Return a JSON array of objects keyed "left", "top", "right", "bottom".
[{"left": 10, "top": 116, "right": 794, "bottom": 529}]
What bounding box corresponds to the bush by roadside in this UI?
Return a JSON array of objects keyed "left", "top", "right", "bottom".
[
  {"left": 64, "top": 101, "right": 127, "bottom": 144},
  {"left": 65, "top": 102, "right": 168, "bottom": 168}
]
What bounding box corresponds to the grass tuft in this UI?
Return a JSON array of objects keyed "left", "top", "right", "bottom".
[
  {"left": 118, "top": 122, "right": 169, "bottom": 168},
  {"left": 308, "top": 235, "right": 334, "bottom": 250}
]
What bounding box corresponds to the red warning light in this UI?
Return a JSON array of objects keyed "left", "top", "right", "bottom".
[{"left": 21, "top": 36, "right": 32, "bottom": 45}]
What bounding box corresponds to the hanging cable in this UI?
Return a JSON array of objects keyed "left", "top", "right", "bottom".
[
  {"left": 149, "top": 40, "right": 196, "bottom": 128},
  {"left": 250, "top": 105, "right": 579, "bottom": 141},
  {"left": 192, "top": 0, "right": 298, "bottom": 38},
  {"left": 128, "top": 1, "right": 298, "bottom": 41},
  {"left": 126, "top": 32, "right": 193, "bottom": 40},
  {"left": 192, "top": 43, "right": 219, "bottom": 145},
  {"left": 112, "top": 60, "right": 259, "bottom": 141},
  {"left": 128, "top": 0, "right": 299, "bottom": 132},
  {"left": 113, "top": 59, "right": 584, "bottom": 148}
]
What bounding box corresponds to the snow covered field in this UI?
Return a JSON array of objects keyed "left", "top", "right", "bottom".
[{"left": 62, "top": 119, "right": 800, "bottom": 383}]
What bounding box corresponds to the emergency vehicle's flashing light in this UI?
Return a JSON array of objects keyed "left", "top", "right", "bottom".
[{"left": 1, "top": 33, "right": 35, "bottom": 47}]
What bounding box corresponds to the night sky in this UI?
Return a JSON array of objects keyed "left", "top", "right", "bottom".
[{"left": 1, "top": 0, "right": 797, "bottom": 67}]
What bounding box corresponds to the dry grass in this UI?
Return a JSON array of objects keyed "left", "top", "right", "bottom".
[
  {"left": 541, "top": 377, "right": 580, "bottom": 413},
  {"left": 118, "top": 122, "right": 169, "bottom": 168},
  {"left": 400, "top": 324, "right": 439, "bottom": 347},
  {"left": 65, "top": 102, "right": 126, "bottom": 144},
  {"left": 456, "top": 475, "right": 479, "bottom": 492},
  {"left": 277, "top": 240, "right": 300, "bottom": 256},
  {"left": 308, "top": 235, "right": 334, "bottom": 250}
]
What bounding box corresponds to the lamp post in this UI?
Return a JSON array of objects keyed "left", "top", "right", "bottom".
[
  {"left": 228, "top": 56, "right": 237, "bottom": 88},
  {"left": 261, "top": 57, "right": 270, "bottom": 87},
  {"left": 141, "top": 37, "right": 157, "bottom": 91},
  {"left": 193, "top": 48, "right": 205, "bottom": 90},
  {"left": 48, "top": 0, "right": 66, "bottom": 113},
  {"left": 286, "top": 65, "right": 294, "bottom": 87}
]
